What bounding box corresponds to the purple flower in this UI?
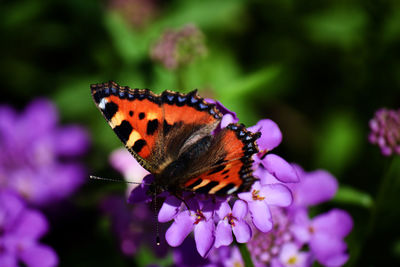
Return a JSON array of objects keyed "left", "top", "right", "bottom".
[
  {"left": 289, "top": 165, "right": 338, "bottom": 207},
  {"left": 205, "top": 99, "right": 239, "bottom": 129},
  {"left": 274, "top": 243, "right": 310, "bottom": 267},
  {"left": 101, "top": 195, "right": 168, "bottom": 257},
  {"left": 215, "top": 200, "right": 251, "bottom": 247},
  {"left": 165, "top": 199, "right": 216, "bottom": 257},
  {"left": 0, "top": 99, "right": 89, "bottom": 205},
  {"left": 150, "top": 24, "right": 207, "bottom": 70},
  {"left": 109, "top": 0, "right": 158, "bottom": 30},
  {"left": 239, "top": 181, "right": 292, "bottom": 233},
  {"left": 0, "top": 190, "right": 58, "bottom": 267},
  {"left": 244, "top": 166, "right": 352, "bottom": 267},
  {"left": 109, "top": 148, "right": 150, "bottom": 195},
  {"left": 368, "top": 108, "right": 400, "bottom": 156},
  {"left": 291, "top": 209, "right": 353, "bottom": 267}
]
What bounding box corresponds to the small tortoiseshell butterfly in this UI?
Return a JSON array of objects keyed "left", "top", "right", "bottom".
[{"left": 91, "top": 81, "right": 261, "bottom": 197}]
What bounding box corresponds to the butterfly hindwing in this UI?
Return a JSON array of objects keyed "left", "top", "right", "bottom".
[{"left": 184, "top": 123, "right": 260, "bottom": 195}]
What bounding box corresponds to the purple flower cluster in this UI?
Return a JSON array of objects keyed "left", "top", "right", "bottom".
[
  {"left": 0, "top": 99, "right": 89, "bottom": 205},
  {"left": 150, "top": 24, "right": 207, "bottom": 70},
  {"left": 0, "top": 190, "right": 58, "bottom": 267},
  {"left": 0, "top": 99, "right": 90, "bottom": 267},
  {"left": 369, "top": 108, "right": 400, "bottom": 156},
  {"left": 244, "top": 165, "right": 353, "bottom": 267},
  {"left": 109, "top": 0, "right": 158, "bottom": 30},
  {"left": 112, "top": 99, "right": 299, "bottom": 258}
]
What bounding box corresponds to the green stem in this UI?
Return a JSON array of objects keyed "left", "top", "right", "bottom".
[{"left": 236, "top": 242, "right": 255, "bottom": 267}]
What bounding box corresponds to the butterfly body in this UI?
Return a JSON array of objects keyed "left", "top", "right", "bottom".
[{"left": 91, "top": 81, "right": 260, "bottom": 196}]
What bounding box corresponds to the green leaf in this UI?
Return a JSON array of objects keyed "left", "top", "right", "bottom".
[{"left": 333, "top": 186, "right": 373, "bottom": 208}]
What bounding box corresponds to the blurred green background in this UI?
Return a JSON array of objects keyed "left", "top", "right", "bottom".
[{"left": 2, "top": 0, "right": 400, "bottom": 266}]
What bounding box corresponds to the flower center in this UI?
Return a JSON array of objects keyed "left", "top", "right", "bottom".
[
  {"left": 287, "top": 256, "right": 298, "bottom": 265},
  {"left": 308, "top": 226, "right": 315, "bottom": 234},
  {"left": 194, "top": 209, "right": 205, "bottom": 224},
  {"left": 225, "top": 213, "right": 237, "bottom": 227},
  {"left": 252, "top": 189, "right": 265, "bottom": 201}
]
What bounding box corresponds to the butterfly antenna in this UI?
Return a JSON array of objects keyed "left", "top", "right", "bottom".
[
  {"left": 153, "top": 192, "right": 160, "bottom": 246},
  {"left": 89, "top": 175, "right": 149, "bottom": 185}
]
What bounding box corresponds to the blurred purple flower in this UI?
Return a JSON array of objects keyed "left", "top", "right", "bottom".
[
  {"left": 101, "top": 195, "right": 168, "bottom": 257},
  {"left": 368, "top": 108, "right": 400, "bottom": 156},
  {"left": 109, "top": 0, "right": 158, "bottom": 30},
  {"left": 110, "top": 148, "right": 150, "bottom": 195},
  {"left": 0, "top": 190, "right": 58, "bottom": 267},
  {"left": 0, "top": 99, "right": 89, "bottom": 205},
  {"left": 151, "top": 24, "right": 207, "bottom": 70}
]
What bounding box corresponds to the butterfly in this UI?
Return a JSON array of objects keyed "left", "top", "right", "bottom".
[{"left": 91, "top": 81, "right": 261, "bottom": 197}]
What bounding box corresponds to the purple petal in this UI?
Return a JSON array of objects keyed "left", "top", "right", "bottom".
[
  {"left": 253, "top": 167, "right": 280, "bottom": 185},
  {"left": 165, "top": 211, "right": 194, "bottom": 247},
  {"left": 194, "top": 219, "right": 215, "bottom": 257},
  {"left": 232, "top": 220, "right": 251, "bottom": 243},
  {"left": 312, "top": 209, "right": 353, "bottom": 238},
  {"left": 14, "top": 210, "right": 48, "bottom": 239},
  {"left": 215, "top": 220, "right": 233, "bottom": 248},
  {"left": 53, "top": 126, "right": 90, "bottom": 156},
  {"left": 128, "top": 175, "right": 153, "bottom": 203},
  {"left": 0, "top": 253, "right": 18, "bottom": 267},
  {"left": 221, "top": 114, "right": 238, "bottom": 128},
  {"left": 248, "top": 119, "right": 282, "bottom": 151},
  {"left": 260, "top": 184, "right": 292, "bottom": 207},
  {"left": 248, "top": 201, "right": 273, "bottom": 233},
  {"left": 0, "top": 190, "right": 25, "bottom": 228},
  {"left": 19, "top": 245, "right": 58, "bottom": 267},
  {"left": 205, "top": 99, "right": 238, "bottom": 119},
  {"left": 232, "top": 200, "right": 248, "bottom": 220},
  {"left": 158, "top": 196, "right": 182, "bottom": 223},
  {"left": 295, "top": 170, "right": 338, "bottom": 206},
  {"left": 216, "top": 201, "right": 231, "bottom": 219},
  {"left": 262, "top": 154, "right": 299, "bottom": 183},
  {"left": 310, "top": 233, "right": 349, "bottom": 267},
  {"left": 21, "top": 99, "right": 58, "bottom": 137},
  {"left": 109, "top": 149, "right": 149, "bottom": 182}
]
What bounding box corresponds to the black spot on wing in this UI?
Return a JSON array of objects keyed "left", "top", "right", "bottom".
[
  {"left": 186, "top": 179, "right": 202, "bottom": 189},
  {"left": 147, "top": 119, "right": 159, "bottom": 135},
  {"left": 103, "top": 101, "right": 118, "bottom": 121},
  {"left": 113, "top": 120, "right": 132, "bottom": 142},
  {"left": 132, "top": 139, "right": 147, "bottom": 153},
  {"left": 215, "top": 183, "right": 235, "bottom": 195},
  {"left": 221, "top": 170, "right": 229, "bottom": 175},
  {"left": 163, "top": 120, "right": 172, "bottom": 135},
  {"left": 195, "top": 181, "right": 219, "bottom": 194},
  {"left": 207, "top": 165, "right": 225, "bottom": 175},
  {"left": 129, "top": 111, "right": 133, "bottom": 117},
  {"left": 139, "top": 112, "right": 145, "bottom": 120}
]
